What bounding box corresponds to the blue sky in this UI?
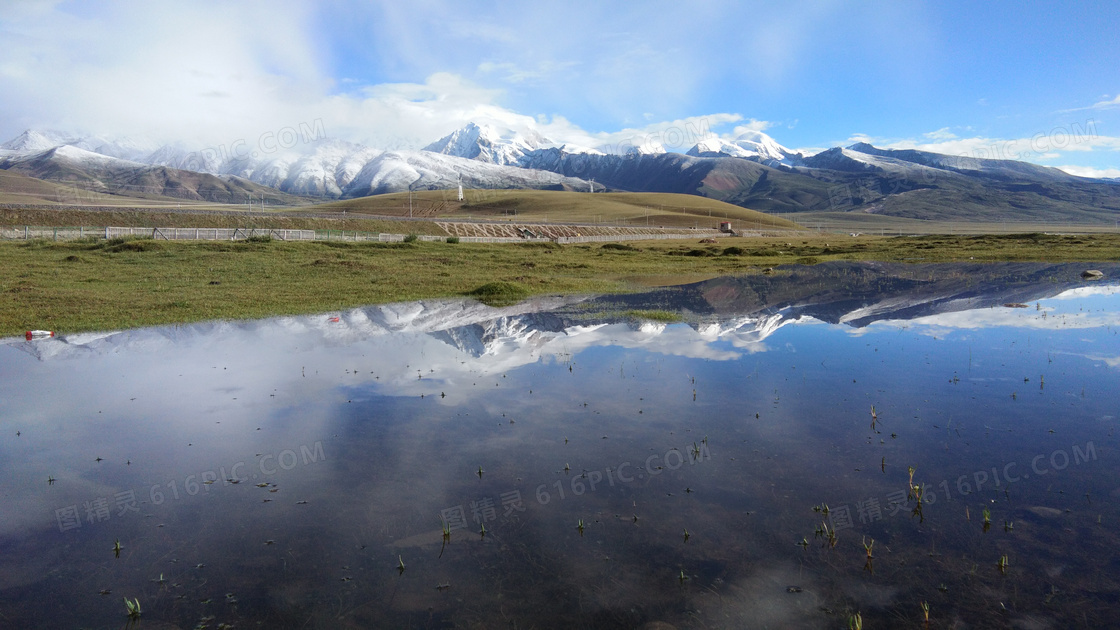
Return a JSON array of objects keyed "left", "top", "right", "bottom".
[{"left": 2, "top": 0, "right": 1118, "bottom": 176}]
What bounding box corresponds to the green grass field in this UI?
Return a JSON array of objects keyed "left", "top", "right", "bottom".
[{"left": 3, "top": 232, "right": 1117, "bottom": 336}]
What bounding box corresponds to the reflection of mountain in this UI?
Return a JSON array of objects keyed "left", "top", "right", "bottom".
[
  {"left": 429, "top": 313, "right": 567, "bottom": 357},
  {"left": 580, "top": 262, "right": 1120, "bottom": 328},
  {"left": 7, "top": 262, "right": 1116, "bottom": 363}
]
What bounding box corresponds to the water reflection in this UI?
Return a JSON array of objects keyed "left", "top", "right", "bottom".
[{"left": 0, "top": 262, "right": 1117, "bottom": 628}]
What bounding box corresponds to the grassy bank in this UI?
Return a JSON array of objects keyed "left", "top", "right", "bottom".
[
  {"left": 3, "top": 232, "right": 1118, "bottom": 336},
  {"left": 0, "top": 206, "right": 449, "bottom": 235}
]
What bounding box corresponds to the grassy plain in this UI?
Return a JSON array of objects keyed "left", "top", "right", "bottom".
[
  {"left": 3, "top": 232, "right": 1118, "bottom": 336},
  {"left": 304, "top": 189, "right": 798, "bottom": 230}
]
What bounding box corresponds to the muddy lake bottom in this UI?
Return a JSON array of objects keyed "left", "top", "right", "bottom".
[{"left": 1, "top": 262, "right": 1118, "bottom": 629}]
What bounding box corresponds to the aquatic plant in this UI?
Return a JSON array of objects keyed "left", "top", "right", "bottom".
[
  {"left": 577, "top": 519, "right": 585, "bottom": 536},
  {"left": 848, "top": 612, "right": 863, "bottom": 630},
  {"left": 124, "top": 597, "right": 141, "bottom": 619},
  {"left": 997, "top": 554, "right": 1009, "bottom": 575},
  {"left": 113, "top": 539, "right": 122, "bottom": 558},
  {"left": 823, "top": 522, "right": 838, "bottom": 548},
  {"left": 397, "top": 555, "right": 406, "bottom": 574}
]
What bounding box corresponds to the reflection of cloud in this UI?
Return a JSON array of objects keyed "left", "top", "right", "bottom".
[
  {"left": 1047, "top": 351, "right": 1120, "bottom": 369},
  {"left": 1085, "top": 354, "right": 1120, "bottom": 368},
  {"left": 1050, "top": 284, "right": 1120, "bottom": 299},
  {"left": 862, "top": 308, "right": 1120, "bottom": 336}
]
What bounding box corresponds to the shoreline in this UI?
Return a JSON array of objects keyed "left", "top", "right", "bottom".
[{"left": 3, "top": 233, "right": 1117, "bottom": 336}]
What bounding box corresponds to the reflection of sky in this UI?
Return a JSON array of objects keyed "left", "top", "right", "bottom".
[
  {"left": 856, "top": 282, "right": 1120, "bottom": 339},
  {"left": 0, "top": 301, "right": 789, "bottom": 539},
  {"left": 2, "top": 281, "right": 1119, "bottom": 626}
]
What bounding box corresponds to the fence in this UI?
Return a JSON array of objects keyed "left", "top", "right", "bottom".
[
  {"left": 0, "top": 226, "right": 319, "bottom": 241},
  {"left": 555, "top": 232, "right": 732, "bottom": 244},
  {"left": 0, "top": 226, "right": 740, "bottom": 245}
]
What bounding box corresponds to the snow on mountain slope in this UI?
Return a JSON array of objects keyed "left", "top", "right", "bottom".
[
  {"left": 0, "top": 129, "right": 158, "bottom": 162},
  {"left": 217, "top": 140, "right": 383, "bottom": 197},
  {"left": 424, "top": 122, "right": 552, "bottom": 166},
  {"left": 846, "top": 142, "right": 1079, "bottom": 182},
  {"left": 800, "top": 145, "right": 948, "bottom": 178},
  {"left": 686, "top": 130, "right": 802, "bottom": 166},
  {"left": 341, "top": 150, "right": 591, "bottom": 197},
  {"left": 143, "top": 144, "right": 222, "bottom": 173},
  {"left": 1, "top": 130, "right": 77, "bottom": 153},
  {"left": 0, "top": 144, "right": 146, "bottom": 171},
  {"left": 142, "top": 138, "right": 383, "bottom": 197}
]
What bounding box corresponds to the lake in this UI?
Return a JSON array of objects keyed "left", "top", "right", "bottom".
[{"left": 1, "top": 261, "right": 1118, "bottom": 629}]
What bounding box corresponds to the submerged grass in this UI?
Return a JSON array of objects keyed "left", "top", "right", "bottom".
[
  {"left": 1, "top": 232, "right": 1118, "bottom": 335},
  {"left": 624, "top": 309, "right": 683, "bottom": 323}
]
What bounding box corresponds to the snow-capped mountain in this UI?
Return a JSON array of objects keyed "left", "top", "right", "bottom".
[
  {"left": 3, "top": 124, "right": 1118, "bottom": 223},
  {"left": 1, "top": 127, "right": 594, "bottom": 199},
  {"left": 843, "top": 142, "right": 1080, "bottom": 182},
  {"left": 141, "top": 138, "right": 385, "bottom": 197},
  {"left": 799, "top": 145, "right": 949, "bottom": 177},
  {"left": 423, "top": 122, "right": 553, "bottom": 166},
  {"left": 686, "top": 129, "right": 802, "bottom": 167},
  {"left": 0, "top": 129, "right": 159, "bottom": 162},
  {"left": 344, "top": 150, "right": 592, "bottom": 196},
  {"left": 0, "top": 142, "right": 304, "bottom": 204}
]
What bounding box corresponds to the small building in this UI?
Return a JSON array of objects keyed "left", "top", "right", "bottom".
[{"left": 719, "top": 221, "right": 732, "bottom": 233}]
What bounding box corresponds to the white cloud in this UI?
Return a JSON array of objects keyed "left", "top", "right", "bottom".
[
  {"left": 846, "top": 122, "right": 1120, "bottom": 173},
  {"left": 1051, "top": 285, "right": 1120, "bottom": 299},
  {"left": 866, "top": 308, "right": 1120, "bottom": 336},
  {"left": 0, "top": 2, "right": 767, "bottom": 153},
  {"left": 1062, "top": 94, "right": 1120, "bottom": 112},
  {"left": 477, "top": 60, "right": 580, "bottom": 84},
  {"left": 1054, "top": 165, "right": 1120, "bottom": 179},
  {"left": 728, "top": 119, "right": 775, "bottom": 136},
  {"left": 1092, "top": 94, "right": 1120, "bottom": 109},
  {"left": 923, "top": 127, "right": 957, "bottom": 141}
]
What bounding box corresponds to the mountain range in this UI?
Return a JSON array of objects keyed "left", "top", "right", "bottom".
[{"left": 2, "top": 123, "right": 1118, "bottom": 223}]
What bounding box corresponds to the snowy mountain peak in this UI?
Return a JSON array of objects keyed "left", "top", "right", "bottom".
[
  {"left": 423, "top": 122, "right": 552, "bottom": 166},
  {"left": 686, "top": 129, "right": 800, "bottom": 166},
  {"left": 0, "top": 128, "right": 160, "bottom": 162},
  {"left": 1, "top": 129, "right": 76, "bottom": 153}
]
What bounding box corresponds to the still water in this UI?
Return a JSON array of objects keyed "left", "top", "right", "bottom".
[{"left": 1, "top": 262, "right": 1118, "bottom": 629}]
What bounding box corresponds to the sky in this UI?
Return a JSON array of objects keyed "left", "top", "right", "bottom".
[{"left": 1, "top": 0, "right": 1119, "bottom": 176}]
